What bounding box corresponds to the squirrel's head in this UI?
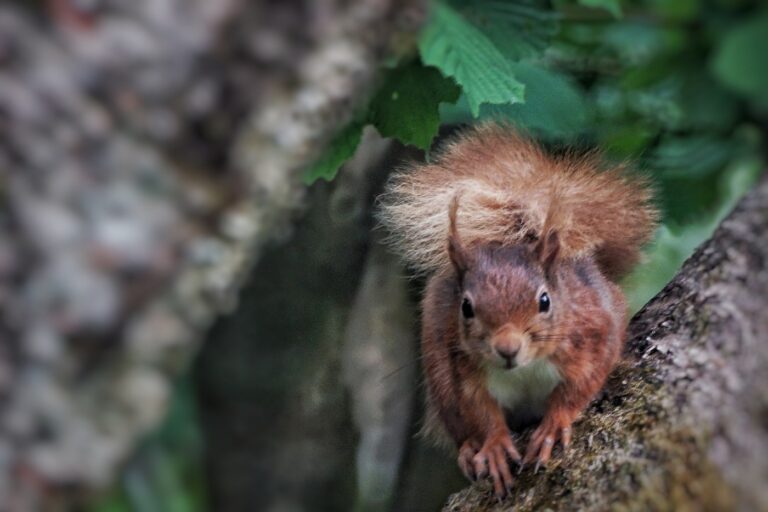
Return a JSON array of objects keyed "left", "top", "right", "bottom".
[{"left": 448, "top": 197, "right": 562, "bottom": 370}]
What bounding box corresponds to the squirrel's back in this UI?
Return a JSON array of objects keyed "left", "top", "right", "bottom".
[{"left": 377, "top": 123, "right": 658, "bottom": 281}]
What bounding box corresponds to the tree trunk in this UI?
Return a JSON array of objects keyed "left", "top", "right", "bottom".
[
  {"left": 0, "top": 1, "right": 424, "bottom": 509},
  {"left": 444, "top": 173, "right": 768, "bottom": 511},
  {"left": 195, "top": 131, "right": 395, "bottom": 512}
]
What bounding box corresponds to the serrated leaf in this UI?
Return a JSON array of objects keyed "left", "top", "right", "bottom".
[
  {"left": 303, "top": 121, "right": 365, "bottom": 185},
  {"left": 456, "top": 0, "right": 560, "bottom": 61},
  {"left": 645, "top": 134, "right": 734, "bottom": 179},
  {"left": 440, "top": 63, "right": 590, "bottom": 139},
  {"left": 644, "top": 134, "right": 736, "bottom": 224},
  {"left": 578, "top": 0, "right": 622, "bottom": 18},
  {"left": 368, "top": 62, "right": 461, "bottom": 150},
  {"left": 711, "top": 10, "right": 768, "bottom": 100},
  {"left": 419, "top": 1, "right": 525, "bottom": 116},
  {"left": 486, "top": 63, "right": 590, "bottom": 138}
]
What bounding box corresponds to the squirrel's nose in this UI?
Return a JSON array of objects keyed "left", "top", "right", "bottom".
[{"left": 495, "top": 347, "right": 518, "bottom": 369}]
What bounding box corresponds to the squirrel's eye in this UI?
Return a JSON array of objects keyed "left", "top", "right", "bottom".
[
  {"left": 461, "top": 297, "right": 475, "bottom": 319},
  {"left": 538, "top": 292, "right": 551, "bottom": 313}
]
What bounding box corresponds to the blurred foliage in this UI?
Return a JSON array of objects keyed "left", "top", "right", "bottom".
[
  {"left": 100, "top": 0, "right": 768, "bottom": 510},
  {"left": 578, "top": 0, "right": 622, "bottom": 17},
  {"left": 88, "top": 376, "right": 207, "bottom": 512}
]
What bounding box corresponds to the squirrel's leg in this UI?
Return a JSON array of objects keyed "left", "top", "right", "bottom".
[
  {"left": 459, "top": 369, "right": 522, "bottom": 499},
  {"left": 525, "top": 300, "right": 624, "bottom": 468},
  {"left": 421, "top": 275, "right": 520, "bottom": 497},
  {"left": 523, "top": 368, "right": 610, "bottom": 469},
  {"left": 424, "top": 346, "right": 521, "bottom": 497},
  {"left": 523, "top": 382, "right": 581, "bottom": 468}
]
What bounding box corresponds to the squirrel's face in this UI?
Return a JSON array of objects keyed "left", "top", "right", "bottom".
[
  {"left": 455, "top": 244, "right": 561, "bottom": 370},
  {"left": 447, "top": 196, "right": 562, "bottom": 370}
]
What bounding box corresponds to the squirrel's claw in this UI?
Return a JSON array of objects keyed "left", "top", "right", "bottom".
[
  {"left": 470, "top": 430, "right": 520, "bottom": 501},
  {"left": 471, "top": 451, "right": 489, "bottom": 480},
  {"left": 524, "top": 419, "right": 573, "bottom": 469},
  {"left": 561, "top": 427, "right": 572, "bottom": 448},
  {"left": 458, "top": 439, "right": 480, "bottom": 481}
]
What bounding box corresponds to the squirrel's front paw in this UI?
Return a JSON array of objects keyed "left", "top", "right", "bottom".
[
  {"left": 471, "top": 430, "right": 521, "bottom": 500},
  {"left": 523, "top": 417, "right": 573, "bottom": 470},
  {"left": 457, "top": 439, "right": 481, "bottom": 481}
]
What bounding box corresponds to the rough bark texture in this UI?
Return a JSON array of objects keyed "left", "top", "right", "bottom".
[
  {"left": 444, "top": 173, "right": 768, "bottom": 511},
  {"left": 0, "top": 1, "right": 425, "bottom": 509}
]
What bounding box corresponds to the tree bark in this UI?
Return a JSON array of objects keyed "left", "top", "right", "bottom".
[{"left": 445, "top": 173, "right": 768, "bottom": 512}]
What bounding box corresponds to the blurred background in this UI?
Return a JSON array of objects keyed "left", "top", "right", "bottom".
[{"left": 0, "top": 0, "right": 766, "bottom": 511}]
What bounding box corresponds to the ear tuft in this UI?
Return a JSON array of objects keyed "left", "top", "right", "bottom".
[
  {"left": 535, "top": 229, "right": 560, "bottom": 280},
  {"left": 448, "top": 195, "right": 469, "bottom": 277}
]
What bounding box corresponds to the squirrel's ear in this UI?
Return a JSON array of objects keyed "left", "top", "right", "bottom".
[
  {"left": 448, "top": 195, "right": 469, "bottom": 278},
  {"left": 535, "top": 229, "right": 560, "bottom": 280}
]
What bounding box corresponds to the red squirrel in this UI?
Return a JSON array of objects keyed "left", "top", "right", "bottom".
[{"left": 378, "top": 123, "right": 658, "bottom": 499}]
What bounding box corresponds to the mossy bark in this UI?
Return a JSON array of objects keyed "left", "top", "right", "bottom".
[{"left": 444, "top": 174, "right": 768, "bottom": 512}]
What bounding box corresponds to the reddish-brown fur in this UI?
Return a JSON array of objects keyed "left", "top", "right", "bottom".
[
  {"left": 378, "top": 124, "right": 656, "bottom": 500},
  {"left": 378, "top": 123, "right": 658, "bottom": 281}
]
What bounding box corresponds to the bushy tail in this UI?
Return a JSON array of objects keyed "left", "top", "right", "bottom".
[{"left": 376, "top": 123, "right": 658, "bottom": 281}]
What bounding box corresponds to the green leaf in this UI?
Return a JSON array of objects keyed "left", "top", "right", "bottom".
[
  {"left": 455, "top": 0, "right": 560, "bottom": 61},
  {"left": 419, "top": 1, "right": 525, "bottom": 116},
  {"left": 578, "top": 0, "right": 622, "bottom": 18},
  {"left": 485, "top": 63, "right": 590, "bottom": 138},
  {"left": 302, "top": 121, "right": 365, "bottom": 185},
  {"left": 645, "top": 134, "right": 734, "bottom": 180},
  {"left": 368, "top": 62, "right": 461, "bottom": 150},
  {"left": 711, "top": 10, "right": 768, "bottom": 100},
  {"left": 601, "top": 126, "right": 654, "bottom": 157},
  {"left": 643, "top": 134, "right": 736, "bottom": 224},
  {"left": 677, "top": 71, "right": 740, "bottom": 131},
  {"left": 647, "top": 0, "right": 699, "bottom": 22},
  {"left": 440, "top": 63, "right": 590, "bottom": 139}
]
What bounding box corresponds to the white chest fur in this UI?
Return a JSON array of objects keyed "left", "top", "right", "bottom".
[{"left": 485, "top": 359, "right": 562, "bottom": 419}]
